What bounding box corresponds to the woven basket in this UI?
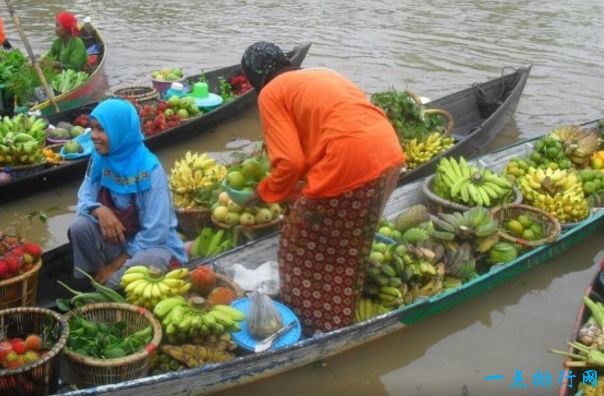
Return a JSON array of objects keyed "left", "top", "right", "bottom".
[
  {"left": 175, "top": 206, "right": 211, "bottom": 239},
  {"left": 213, "top": 272, "right": 245, "bottom": 298},
  {"left": 112, "top": 85, "right": 159, "bottom": 105},
  {"left": 63, "top": 303, "right": 162, "bottom": 388},
  {"left": 422, "top": 174, "right": 522, "bottom": 213},
  {"left": 490, "top": 204, "right": 561, "bottom": 247},
  {"left": 0, "top": 260, "right": 42, "bottom": 310},
  {"left": 0, "top": 307, "right": 69, "bottom": 396}
]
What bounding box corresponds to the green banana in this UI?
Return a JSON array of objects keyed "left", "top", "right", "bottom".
[{"left": 213, "top": 305, "right": 245, "bottom": 321}]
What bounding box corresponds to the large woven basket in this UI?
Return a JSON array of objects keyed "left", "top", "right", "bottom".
[
  {"left": 112, "top": 85, "right": 159, "bottom": 105},
  {"left": 490, "top": 204, "right": 561, "bottom": 248},
  {"left": 0, "top": 307, "right": 69, "bottom": 396},
  {"left": 422, "top": 174, "right": 522, "bottom": 213},
  {"left": 63, "top": 303, "right": 162, "bottom": 388},
  {"left": 175, "top": 206, "right": 211, "bottom": 239},
  {"left": 211, "top": 214, "right": 283, "bottom": 237},
  {"left": 0, "top": 259, "right": 42, "bottom": 309}
]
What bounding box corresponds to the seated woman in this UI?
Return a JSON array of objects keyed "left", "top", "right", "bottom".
[
  {"left": 68, "top": 99, "right": 186, "bottom": 289},
  {"left": 47, "top": 11, "right": 87, "bottom": 71}
]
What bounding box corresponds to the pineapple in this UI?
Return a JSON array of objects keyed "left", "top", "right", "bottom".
[{"left": 550, "top": 125, "right": 600, "bottom": 167}]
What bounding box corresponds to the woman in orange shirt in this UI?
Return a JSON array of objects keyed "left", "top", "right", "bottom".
[
  {"left": 241, "top": 42, "right": 405, "bottom": 335},
  {"left": 0, "top": 17, "right": 12, "bottom": 50}
]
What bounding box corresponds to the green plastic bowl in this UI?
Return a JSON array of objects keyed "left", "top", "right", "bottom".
[{"left": 222, "top": 179, "right": 254, "bottom": 206}]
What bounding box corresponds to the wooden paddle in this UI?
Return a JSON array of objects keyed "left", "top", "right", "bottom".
[{"left": 4, "top": 0, "right": 60, "bottom": 112}]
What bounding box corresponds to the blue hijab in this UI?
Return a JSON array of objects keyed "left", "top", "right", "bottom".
[{"left": 89, "top": 99, "right": 160, "bottom": 194}]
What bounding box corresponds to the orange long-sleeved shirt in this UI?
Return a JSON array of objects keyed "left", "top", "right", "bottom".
[
  {"left": 256, "top": 68, "right": 405, "bottom": 203},
  {"left": 0, "top": 17, "right": 5, "bottom": 45}
]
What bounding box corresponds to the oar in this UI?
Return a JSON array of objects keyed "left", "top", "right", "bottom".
[{"left": 4, "top": 0, "right": 60, "bottom": 113}]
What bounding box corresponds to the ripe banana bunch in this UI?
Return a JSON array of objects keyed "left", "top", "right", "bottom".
[
  {"left": 430, "top": 207, "right": 500, "bottom": 254},
  {"left": 121, "top": 266, "right": 191, "bottom": 310},
  {"left": 517, "top": 167, "right": 590, "bottom": 223},
  {"left": 354, "top": 298, "right": 392, "bottom": 323},
  {"left": 169, "top": 151, "right": 227, "bottom": 209},
  {"left": 433, "top": 157, "right": 513, "bottom": 207},
  {"left": 404, "top": 132, "right": 454, "bottom": 170},
  {"left": 0, "top": 114, "right": 48, "bottom": 166},
  {"left": 153, "top": 296, "right": 245, "bottom": 342}
]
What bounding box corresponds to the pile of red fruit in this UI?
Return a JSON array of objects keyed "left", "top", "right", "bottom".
[
  {"left": 0, "top": 334, "right": 45, "bottom": 369},
  {"left": 72, "top": 114, "right": 90, "bottom": 128},
  {"left": 134, "top": 100, "right": 183, "bottom": 137},
  {"left": 229, "top": 75, "right": 252, "bottom": 95},
  {"left": 0, "top": 239, "right": 43, "bottom": 280}
]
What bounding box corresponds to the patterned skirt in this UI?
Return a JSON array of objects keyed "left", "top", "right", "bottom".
[{"left": 278, "top": 167, "right": 400, "bottom": 336}]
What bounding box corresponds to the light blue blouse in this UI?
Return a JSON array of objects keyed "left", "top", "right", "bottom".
[{"left": 76, "top": 166, "right": 187, "bottom": 263}]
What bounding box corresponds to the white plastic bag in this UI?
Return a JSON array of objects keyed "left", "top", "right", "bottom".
[{"left": 247, "top": 289, "right": 283, "bottom": 339}]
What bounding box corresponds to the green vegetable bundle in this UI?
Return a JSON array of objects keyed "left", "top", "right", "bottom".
[{"left": 51, "top": 69, "right": 89, "bottom": 93}]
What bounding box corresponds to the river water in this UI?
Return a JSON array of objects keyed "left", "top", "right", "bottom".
[{"left": 2, "top": 1, "right": 604, "bottom": 395}]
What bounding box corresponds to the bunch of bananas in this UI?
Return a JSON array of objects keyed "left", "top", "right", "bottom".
[
  {"left": 430, "top": 207, "right": 500, "bottom": 254},
  {"left": 432, "top": 157, "right": 513, "bottom": 207},
  {"left": 153, "top": 296, "right": 245, "bottom": 342},
  {"left": 120, "top": 266, "right": 191, "bottom": 310},
  {"left": 353, "top": 298, "right": 393, "bottom": 323},
  {"left": 0, "top": 114, "right": 47, "bottom": 165},
  {"left": 169, "top": 151, "right": 227, "bottom": 208},
  {"left": 404, "top": 132, "right": 454, "bottom": 170},
  {"left": 517, "top": 167, "right": 590, "bottom": 223},
  {"left": 157, "top": 343, "right": 235, "bottom": 369}
]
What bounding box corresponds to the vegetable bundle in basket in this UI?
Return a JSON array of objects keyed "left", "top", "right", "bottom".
[{"left": 370, "top": 89, "right": 454, "bottom": 170}]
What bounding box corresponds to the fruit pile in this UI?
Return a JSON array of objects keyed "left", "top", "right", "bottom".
[
  {"left": 0, "top": 114, "right": 47, "bottom": 166},
  {"left": 47, "top": 121, "right": 86, "bottom": 141},
  {"left": 503, "top": 214, "right": 545, "bottom": 241},
  {"left": 528, "top": 135, "right": 573, "bottom": 170},
  {"left": 42, "top": 146, "right": 63, "bottom": 164},
  {"left": 354, "top": 297, "right": 393, "bottom": 322},
  {"left": 151, "top": 67, "right": 184, "bottom": 82},
  {"left": 212, "top": 191, "right": 282, "bottom": 228},
  {"left": 517, "top": 167, "right": 590, "bottom": 224},
  {"left": 62, "top": 140, "right": 85, "bottom": 155},
  {"left": 169, "top": 151, "right": 227, "bottom": 209},
  {"left": 153, "top": 296, "right": 245, "bottom": 344},
  {"left": 0, "top": 239, "right": 42, "bottom": 280},
  {"left": 0, "top": 334, "right": 45, "bottom": 369},
  {"left": 136, "top": 101, "right": 183, "bottom": 137},
  {"left": 404, "top": 132, "right": 455, "bottom": 170},
  {"left": 577, "top": 168, "right": 604, "bottom": 198},
  {"left": 432, "top": 157, "right": 514, "bottom": 207},
  {"left": 120, "top": 266, "right": 191, "bottom": 310},
  {"left": 165, "top": 96, "right": 201, "bottom": 120},
  {"left": 229, "top": 74, "right": 252, "bottom": 95},
  {"left": 224, "top": 157, "right": 269, "bottom": 194},
  {"left": 151, "top": 340, "right": 235, "bottom": 372}
]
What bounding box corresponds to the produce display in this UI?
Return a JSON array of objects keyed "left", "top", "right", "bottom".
[
  {"left": 136, "top": 100, "right": 183, "bottom": 137},
  {"left": 0, "top": 237, "right": 43, "bottom": 280},
  {"left": 151, "top": 340, "right": 235, "bottom": 373},
  {"left": 0, "top": 114, "right": 47, "bottom": 166},
  {"left": 517, "top": 167, "right": 589, "bottom": 223},
  {"left": 170, "top": 151, "right": 227, "bottom": 209},
  {"left": 212, "top": 192, "right": 282, "bottom": 228},
  {"left": 432, "top": 157, "right": 514, "bottom": 207},
  {"left": 578, "top": 168, "right": 604, "bottom": 198},
  {"left": 151, "top": 67, "right": 184, "bottom": 82},
  {"left": 224, "top": 157, "right": 269, "bottom": 193},
  {"left": 51, "top": 70, "right": 89, "bottom": 94},
  {"left": 165, "top": 95, "right": 201, "bottom": 120},
  {"left": 47, "top": 121, "right": 86, "bottom": 140},
  {"left": 120, "top": 266, "right": 191, "bottom": 310},
  {"left": 0, "top": 334, "right": 46, "bottom": 369},
  {"left": 229, "top": 74, "right": 252, "bottom": 95},
  {"left": 370, "top": 89, "right": 454, "bottom": 170},
  {"left": 503, "top": 213, "right": 545, "bottom": 241}
]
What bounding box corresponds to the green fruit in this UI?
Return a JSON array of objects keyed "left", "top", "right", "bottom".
[
  {"left": 580, "top": 169, "right": 595, "bottom": 182},
  {"left": 224, "top": 212, "right": 240, "bottom": 226},
  {"left": 241, "top": 158, "right": 264, "bottom": 179},
  {"left": 584, "top": 181, "right": 597, "bottom": 195},
  {"left": 370, "top": 252, "right": 385, "bottom": 264},
  {"left": 516, "top": 214, "right": 533, "bottom": 229},
  {"left": 558, "top": 159, "right": 572, "bottom": 170},
  {"left": 546, "top": 147, "right": 559, "bottom": 160},
  {"left": 213, "top": 206, "right": 229, "bottom": 222},
  {"left": 177, "top": 108, "right": 190, "bottom": 119},
  {"left": 63, "top": 140, "right": 84, "bottom": 154},
  {"left": 168, "top": 95, "right": 181, "bottom": 108},
  {"left": 378, "top": 227, "right": 393, "bottom": 237},
  {"left": 529, "top": 223, "right": 543, "bottom": 238},
  {"left": 531, "top": 152, "right": 542, "bottom": 162},
  {"left": 372, "top": 242, "right": 388, "bottom": 253},
  {"left": 522, "top": 229, "right": 535, "bottom": 240},
  {"left": 227, "top": 171, "right": 246, "bottom": 190},
  {"left": 506, "top": 219, "right": 524, "bottom": 236}
]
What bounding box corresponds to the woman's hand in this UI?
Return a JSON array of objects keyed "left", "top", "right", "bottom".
[{"left": 92, "top": 205, "right": 126, "bottom": 245}]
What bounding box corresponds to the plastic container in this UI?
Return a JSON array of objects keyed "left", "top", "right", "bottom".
[
  {"left": 185, "top": 82, "right": 223, "bottom": 110},
  {"left": 222, "top": 178, "right": 254, "bottom": 206},
  {"left": 59, "top": 129, "right": 94, "bottom": 160}
]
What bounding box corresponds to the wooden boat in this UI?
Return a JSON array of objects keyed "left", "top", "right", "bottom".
[
  {"left": 0, "top": 43, "right": 312, "bottom": 204},
  {"left": 557, "top": 262, "right": 604, "bottom": 395},
  {"left": 30, "top": 24, "right": 107, "bottom": 116},
  {"left": 40, "top": 120, "right": 604, "bottom": 395},
  {"left": 399, "top": 65, "right": 531, "bottom": 185}
]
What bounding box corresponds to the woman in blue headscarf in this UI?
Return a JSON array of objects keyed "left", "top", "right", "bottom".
[{"left": 68, "top": 99, "right": 186, "bottom": 289}]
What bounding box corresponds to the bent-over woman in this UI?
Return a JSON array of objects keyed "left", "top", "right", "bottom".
[{"left": 240, "top": 42, "right": 405, "bottom": 335}]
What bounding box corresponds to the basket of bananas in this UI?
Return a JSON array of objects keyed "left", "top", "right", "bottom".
[{"left": 491, "top": 204, "right": 561, "bottom": 248}]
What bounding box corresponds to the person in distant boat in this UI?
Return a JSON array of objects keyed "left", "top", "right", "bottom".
[
  {"left": 47, "top": 11, "right": 87, "bottom": 71},
  {"left": 239, "top": 41, "right": 405, "bottom": 336},
  {"left": 0, "top": 16, "right": 12, "bottom": 50},
  {"left": 68, "top": 99, "right": 186, "bottom": 289}
]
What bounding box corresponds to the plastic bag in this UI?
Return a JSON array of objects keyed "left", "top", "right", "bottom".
[{"left": 247, "top": 289, "right": 283, "bottom": 339}]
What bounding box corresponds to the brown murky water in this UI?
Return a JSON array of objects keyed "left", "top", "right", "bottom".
[{"left": 2, "top": 1, "right": 604, "bottom": 395}]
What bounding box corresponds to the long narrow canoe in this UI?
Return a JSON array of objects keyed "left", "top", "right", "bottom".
[
  {"left": 30, "top": 24, "right": 107, "bottom": 116},
  {"left": 0, "top": 43, "right": 312, "bottom": 204},
  {"left": 399, "top": 65, "right": 531, "bottom": 185},
  {"left": 557, "top": 263, "right": 604, "bottom": 395},
  {"left": 42, "top": 120, "right": 604, "bottom": 396}
]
